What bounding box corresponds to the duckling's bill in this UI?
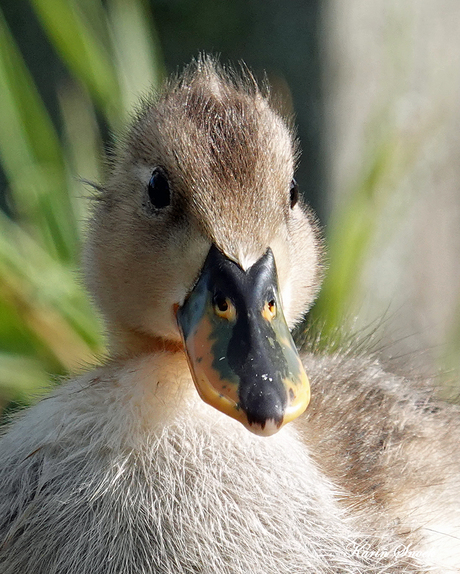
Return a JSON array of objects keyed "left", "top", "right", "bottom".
[{"left": 177, "top": 245, "right": 310, "bottom": 436}]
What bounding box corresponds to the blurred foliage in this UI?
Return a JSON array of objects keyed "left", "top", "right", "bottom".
[{"left": 308, "top": 120, "right": 421, "bottom": 345}]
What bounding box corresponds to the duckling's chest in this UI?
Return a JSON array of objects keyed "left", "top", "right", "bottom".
[
  {"left": 66, "top": 403, "right": 422, "bottom": 574},
  {"left": 0, "top": 366, "right": 425, "bottom": 574}
]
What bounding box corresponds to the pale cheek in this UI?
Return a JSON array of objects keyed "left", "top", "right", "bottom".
[
  {"left": 140, "top": 236, "right": 211, "bottom": 339},
  {"left": 269, "top": 235, "right": 294, "bottom": 322},
  {"left": 141, "top": 304, "right": 181, "bottom": 341}
]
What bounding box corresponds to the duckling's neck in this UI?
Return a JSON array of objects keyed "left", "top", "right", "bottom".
[
  {"left": 95, "top": 325, "right": 198, "bottom": 439},
  {"left": 107, "top": 325, "right": 184, "bottom": 360}
]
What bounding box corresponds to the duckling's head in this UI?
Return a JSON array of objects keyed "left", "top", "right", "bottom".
[{"left": 86, "top": 57, "right": 323, "bottom": 435}]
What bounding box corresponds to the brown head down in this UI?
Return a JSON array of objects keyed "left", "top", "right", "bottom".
[{"left": 85, "top": 56, "right": 324, "bottom": 354}]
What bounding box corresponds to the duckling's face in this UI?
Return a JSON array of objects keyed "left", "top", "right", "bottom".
[{"left": 86, "top": 61, "right": 323, "bottom": 434}]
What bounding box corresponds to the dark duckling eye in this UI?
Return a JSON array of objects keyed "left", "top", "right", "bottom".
[
  {"left": 290, "top": 178, "right": 299, "bottom": 209},
  {"left": 147, "top": 168, "right": 171, "bottom": 209}
]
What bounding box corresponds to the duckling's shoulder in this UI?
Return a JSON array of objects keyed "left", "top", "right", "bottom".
[{"left": 299, "top": 351, "right": 460, "bottom": 569}]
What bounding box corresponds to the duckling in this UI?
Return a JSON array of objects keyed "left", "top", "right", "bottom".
[{"left": 1, "top": 56, "right": 460, "bottom": 574}]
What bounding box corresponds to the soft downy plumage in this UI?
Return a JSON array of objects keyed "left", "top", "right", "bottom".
[{"left": 0, "top": 56, "right": 459, "bottom": 573}]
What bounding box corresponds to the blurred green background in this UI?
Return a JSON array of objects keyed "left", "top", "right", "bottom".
[{"left": 0, "top": 0, "right": 459, "bottom": 415}]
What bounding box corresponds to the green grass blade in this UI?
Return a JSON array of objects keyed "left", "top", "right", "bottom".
[
  {"left": 30, "top": 0, "right": 122, "bottom": 124},
  {"left": 0, "top": 10, "right": 79, "bottom": 262},
  {"left": 108, "top": 0, "right": 165, "bottom": 114},
  {"left": 0, "top": 210, "right": 102, "bottom": 362}
]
